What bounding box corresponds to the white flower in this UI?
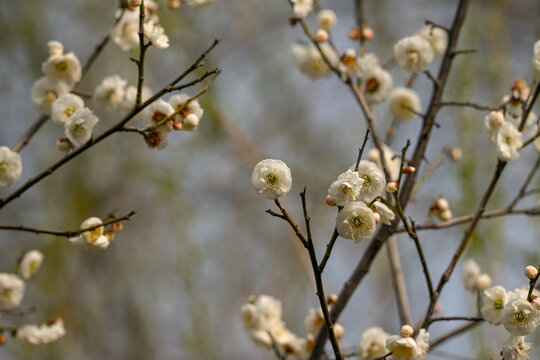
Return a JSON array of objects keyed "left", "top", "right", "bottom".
[
  {"left": 241, "top": 294, "right": 284, "bottom": 343},
  {"left": 291, "top": 42, "right": 338, "bottom": 79},
  {"left": 508, "top": 285, "right": 540, "bottom": 301},
  {"left": 386, "top": 328, "right": 429, "bottom": 360},
  {"left": 500, "top": 298, "right": 539, "bottom": 336},
  {"left": 387, "top": 87, "right": 421, "bottom": 121},
  {"left": 327, "top": 170, "right": 365, "bottom": 206},
  {"left": 112, "top": 11, "right": 141, "bottom": 51},
  {"left": 356, "top": 53, "right": 380, "bottom": 78},
  {"left": 502, "top": 335, "right": 532, "bottom": 360},
  {"left": 64, "top": 108, "right": 99, "bottom": 148},
  {"left": 80, "top": 217, "right": 106, "bottom": 244},
  {"left": 481, "top": 285, "right": 508, "bottom": 325},
  {"left": 372, "top": 200, "right": 395, "bottom": 225},
  {"left": 355, "top": 327, "right": 389, "bottom": 360},
  {"left": 31, "top": 76, "right": 70, "bottom": 115},
  {"left": 349, "top": 160, "right": 386, "bottom": 202},
  {"left": 291, "top": 0, "right": 312, "bottom": 18},
  {"left": 360, "top": 65, "right": 393, "bottom": 104},
  {"left": 47, "top": 40, "right": 64, "bottom": 57},
  {"left": 317, "top": 9, "right": 337, "bottom": 29},
  {"left": 496, "top": 122, "right": 522, "bottom": 162},
  {"left": 15, "top": 318, "right": 66, "bottom": 345},
  {"left": 366, "top": 145, "right": 401, "bottom": 181},
  {"left": 93, "top": 75, "right": 127, "bottom": 112},
  {"left": 19, "top": 250, "right": 44, "bottom": 280},
  {"left": 169, "top": 93, "right": 204, "bottom": 131},
  {"left": 0, "top": 273, "right": 25, "bottom": 310},
  {"left": 51, "top": 94, "right": 85, "bottom": 125},
  {"left": 416, "top": 25, "right": 448, "bottom": 54},
  {"left": 483, "top": 111, "right": 505, "bottom": 142},
  {"left": 120, "top": 85, "right": 152, "bottom": 117},
  {"left": 533, "top": 40, "right": 540, "bottom": 71},
  {"left": 336, "top": 201, "right": 376, "bottom": 243},
  {"left": 303, "top": 308, "right": 324, "bottom": 336},
  {"left": 251, "top": 159, "right": 292, "bottom": 200},
  {"left": 462, "top": 258, "right": 481, "bottom": 292},
  {"left": 393, "top": 35, "right": 434, "bottom": 74},
  {"left": 143, "top": 21, "right": 169, "bottom": 49},
  {"left": 42, "top": 51, "right": 82, "bottom": 83},
  {"left": 0, "top": 146, "right": 22, "bottom": 188},
  {"left": 529, "top": 124, "right": 540, "bottom": 153},
  {"left": 142, "top": 99, "right": 174, "bottom": 149}
]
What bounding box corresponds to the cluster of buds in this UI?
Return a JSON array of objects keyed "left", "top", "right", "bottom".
[
  {"left": 386, "top": 180, "right": 398, "bottom": 193},
  {"left": 430, "top": 196, "right": 452, "bottom": 221},
  {"left": 348, "top": 27, "right": 374, "bottom": 41}
]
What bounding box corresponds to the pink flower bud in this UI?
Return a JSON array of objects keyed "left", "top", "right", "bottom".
[
  {"left": 315, "top": 29, "right": 329, "bottom": 43},
  {"left": 348, "top": 27, "right": 361, "bottom": 40},
  {"left": 403, "top": 166, "right": 416, "bottom": 174},
  {"left": 524, "top": 265, "right": 538, "bottom": 280},
  {"left": 362, "top": 27, "right": 374, "bottom": 40},
  {"left": 327, "top": 293, "right": 338, "bottom": 304},
  {"left": 475, "top": 273, "right": 492, "bottom": 291},
  {"left": 386, "top": 181, "right": 398, "bottom": 193},
  {"left": 447, "top": 147, "right": 462, "bottom": 162},
  {"left": 326, "top": 195, "right": 336, "bottom": 206},
  {"left": 373, "top": 211, "right": 381, "bottom": 224},
  {"left": 400, "top": 324, "right": 414, "bottom": 338},
  {"left": 168, "top": 0, "right": 181, "bottom": 9},
  {"left": 434, "top": 302, "right": 444, "bottom": 314},
  {"left": 57, "top": 138, "right": 71, "bottom": 152}
]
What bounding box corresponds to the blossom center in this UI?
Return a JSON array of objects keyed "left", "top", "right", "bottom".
[
  {"left": 64, "top": 106, "right": 75, "bottom": 117},
  {"left": 152, "top": 111, "right": 168, "bottom": 124},
  {"left": 493, "top": 299, "right": 504, "bottom": 310},
  {"left": 406, "top": 50, "right": 419, "bottom": 64},
  {"left": 365, "top": 77, "right": 379, "bottom": 94},
  {"left": 0, "top": 161, "right": 6, "bottom": 173},
  {"left": 341, "top": 185, "right": 355, "bottom": 199},
  {"left": 265, "top": 173, "right": 278, "bottom": 186},
  {"left": 360, "top": 175, "right": 371, "bottom": 189},
  {"left": 55, "top": 60, "right": 68, "bottom": 72},
  {"left": 72, "top": 123, "right": 87, "bottom": 137},
  {"left": 513, "top": 311, "right": 528, "bottom": 323},
  {"left": 145, "top": 131, "right": 162, "bottom": 148},
  {"left": 46, "top": 91, "right": 58, "bottom": 105}
]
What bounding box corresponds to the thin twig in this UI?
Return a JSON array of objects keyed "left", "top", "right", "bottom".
[
  {"left": 386, "top": 236, "right": 412, "bottom": 325},
  {"left": 270, "top": 200, "right": 308, "bottom": 247},
  {"left": 507, "top": 155, "right": 540, "bottom": 209},
  {"left": 135, "top": 0, "right": 149, "bottom": 108},
  {"left": 428, "top": 316, "right": 483, "bottom": 324},
  {"left": 0, "top": 211, "right": 136, "bottom": 238},
  {"left": 319, "top": 228, "right": 339, "bottom": 273},
  {"left": 437, "top": 100, "right": 499, "bottom": 111},
  {"left": 450, "top": 49, "right": 477, "bottom": 56},
  {"left": 429, "top": 321, "right": 482, "bottom": 349},
  {"left": 354, "top": 129, "right": 370, "bottom": 172}
]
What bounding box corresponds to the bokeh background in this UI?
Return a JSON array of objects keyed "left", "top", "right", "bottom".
[{"left": 0, "top": 0, "right": 539, "bottom": 359}]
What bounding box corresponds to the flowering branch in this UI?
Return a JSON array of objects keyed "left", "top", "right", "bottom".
[
  {"left": 0, "top": 211, "right": 135, "bottom": 238},
  {"left": 11, "top": 5, "right": 125, "bottom": 154},
  {"left": 0, "top": 39, "right": 220, "bottom": 210}
]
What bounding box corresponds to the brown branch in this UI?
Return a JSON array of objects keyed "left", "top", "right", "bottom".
[
  {"left": 0, "top": 39, "right": 220, "bottom": 210},
  {"left": 319, "top": 228, "right": 339, "bottom": 273},
  {"left": 135, "top": 0, "right": 149, "bottom": 108},
  {"left": 507, "top": 155, "right": 540, "bottom": 209},
  {"left": 270, "top": 200, "right": 308, "bottom": 247},
  {"left": 0, "top": 211, "right": 136, "bottom": 238},
  {"left": 428, "top": 316, "right": 483, "bottom": 324},
  {"left": 437, "top": 100, "right": 499, "bottom": 111},
  {"left": 310, "top": 1, "right": 471, "bottom": 356},
  {"left": 429, "top": 321, "right": 482, "bottom": 349},
  {"left": 354, "top": 129, "right": 370, "bottom": 172}
]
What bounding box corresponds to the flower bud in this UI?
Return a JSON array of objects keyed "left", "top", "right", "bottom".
[
  {"left": 475, "top": 273, "right": 492, "bottom": 291},
  {"left": 0, "top": 335, "right": 6, "bottom": 346},
  {"left": 373, "top": 211, "right": 381, "bottom": 224},
  {"left": 488, "top": 111, "right": 505, "bottom": 130},
  {"left": 48, "top": 41, "right": 64, "bottom": 57},
  {"left": 438, "top": 208, "right": 452, "bottom": 221},
  {"left": 447, "top": 147, "right": 462, "bottom": 162},
  {"left": 57, "top": 138, "right": 71, "bottom": 152},
  {"left": 306, "top": 334, "right": 315, "bottom": 352},
  {"left": 317, "top": 9, "right": 337, "bottom": 29},
  {"left": 348, "top": 27, "right": 361, "bottom": 40},
  {"left": 403, "top": 166, "right": 416, "bottom": 174},
  {"left": 333, "top": 323, "right": 345, "bottom": 340},
  {"left": 112, "top": 221, "right": 124, "bottom": 233},
  {"left": 315, "top": 29, "right": 329, "bottom": 43},
  {"left": 362, "top": 27, "right": 374, "bottom": 40},
  {"left": 434, "top": 302, "right": 444, "bottom": 314},
  {"left": 400, "top": 324, "right": 414, "bottom": 338},
  {"left": 325, "top": 195, "right": 336, "bottom": 206},
  {"left": 168, "top": 0, "right": 181, "bottom": 9},
  {"left": 183, "top": 113, "right": 200, "bottom": 131},
  {"left": 434, "top": 198, "right": 449, "bottom": 211},
  {"left": 327, "top": 293, "right": 338, "bottom": 304},
  {"left": 367, "top": 148, "right": 380, "bottom": 162},
  {"left": 104, "top": 229, "right": 115, "bottom": 242},
  {"left": 524, "top": 265, "right": 538, "bottom": 280},
  {"left": 386, "top": 181, "right": 398, "bottom": 193}
]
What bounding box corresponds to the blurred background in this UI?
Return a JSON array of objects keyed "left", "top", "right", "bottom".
[{"left": 0, "top": 0, "right": 539, "bottom": 359}]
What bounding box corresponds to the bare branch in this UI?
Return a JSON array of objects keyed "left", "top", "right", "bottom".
[{"left": 437, "top": 100, "right": 499, "bottom": 111}]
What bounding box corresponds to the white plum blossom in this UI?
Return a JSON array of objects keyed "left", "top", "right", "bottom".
[
  {"left": 93, "top": 75, "right": 127, "bottom": 112},
  {"left": 387, "top": 87, "right": 421, "bottom": 121},
  {"left": 480, "top": 285, "right": 508, "bottom": 325},
  {"left": 462, "top": 258, "right": 481, "bottom": 292},
  {"left": 336, "top": 201, "right": 376, "bottom": 243},
  {"left": 240, "top": 294, "right": 284, "bottom": 347},
  {"left": 112, "top": 11, "right": 140, "bottom": 51},
  {"left": 41, "top": 51, "right": 82, "bottom": 83},
  {"left": 291, "top": 0, "right": 312, "bottom": 18},
  {"left": 508, "top": 285, "right": 540, "bottom": 301},
  {"left": 68, "top": 217, "right": 110, "bottom": 249},
  {"left": 360, "top": 65, "right": 393, "bottom": 104},
  {"left": 15, "top": 318, "right": 66, "bottom": 345},
  {"left": 0, "top": 146, "right": 22, "bottom": 188},
  {"left": 367, "top": 145, "right": 401, "bottom": 181},
  {"left": 501, "top": 335, "right": 532, "bottom": 360},
  {"left": 143, "top": 21, "right": 169, "bottom": 49},
  {"left": 356, "top": 53, "right": 380, "bottom": 78},
  {"left": 19, "top": 250, "right": 44, "bottom": 280},
  {"left": 0, "top": 273, "right": 25, "bottom": 310},
  {"left": 534, "top": 40, "right": 540, "bottom": 71},
  {"left": 303, "top": 308, "right": 324, "bottom": 336},
  {"left": 393, "top": 35, "right": 434, "bottom": 73},
  {"left": 187, "top": 0, "right": 217, "bottom": 10},
  {"left": 327, "top": 170, "right": 365, "bottom": 206},
  {"left": 169, "top": 93, "right": 204, "bottom": 131},
  {"left": 416, "top": 25, "right": 448, "bottom": 54},
  {"left": 142, "top": 99, "right": 175, "bottom": 150},
  {"left": 496, "top": 122, "right": 522, "bottom": 162},
  {"left": 372, "top": 200, "right": 395, "bottom": 225},
  {"left": 500, "top": 298, "right": 539, "bottom": 336},
  {"left": 386, "top": 328, "right": 429, "bottom": 360},
  {"left": 251, "top": 159, "right": 292, "bottom": 200},
  {"left": 47, "top": 40, "right": 64, "bottom": 58},
  {"left": 31, "top": 76, "right": 70, "bottom": 115},
  {"left": 51, "top": 94, "right": 85, "bottom": 125},
  {"left": 355, "top": 327, "right": 390, "bottom": 360},
  {"left": 317, "top": 9, "right": 337, "bottom": 29},
  {"left": 483, "top": 110, "right": 505, "bottom": 142},
  {"left": 350, "top": 160, "right": 386, "bottom": 202},
  {"left": 64, "top": 108, "right": 99, "bottom": 148},
  {"left": 120, "top": 85, "right": 152, "bottom": 117},
  {"left": 291, "top": 42, "right": 339, "bottom": 79}
]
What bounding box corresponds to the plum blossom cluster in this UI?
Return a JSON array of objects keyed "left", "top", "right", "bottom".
[
  {"left": 69, "top": 216, "right": 124, "bottom": 250},
  {"left": 0, "top": 251, "right": 65, "bottom": 346},
  {"left": 240, "top": 294, "right": 344, "bottom": 358},
  {"left": 463, "top": 261, "right": 540, "bottom": 359},
  {"left": 0, "top": 146, "right": 22, "bottom": 188}
]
